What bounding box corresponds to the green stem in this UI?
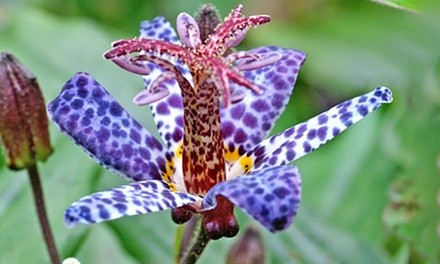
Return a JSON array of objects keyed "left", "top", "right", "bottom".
[
  {"left": 27, "top": 164, "right": 60, "bottom": 264},
  {"left": 179, "top": 217, "right": 210, "bottom": 264}
]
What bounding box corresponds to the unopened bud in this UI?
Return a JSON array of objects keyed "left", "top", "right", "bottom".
[
  {"left": 226, "top": 225, "right": 265, "bottom": 264},
  {"left": 195, "top": 4, "right": 221, "bottom": 44},
  {"left": 0, "top": 52, "right": 52, "bottom": 170}
]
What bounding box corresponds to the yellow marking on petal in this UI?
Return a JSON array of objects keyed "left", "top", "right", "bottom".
[
  {"left": 167, "top": 182, "right": 178, "bottom": 192},
  {"left": 162, "top": 158, "right": 177, "bottom": 192},
  {"left": 239, "top": 155, "right": 254, "bottom": 174},
  {"left": 175, "top": 142, "right": 183, "bottom": 158},
  {"left": 224, "top": 146, "right": 241, "bottom": 163},
  {"left": 227, "top": 154, "right": 256, "bottom": 180}
]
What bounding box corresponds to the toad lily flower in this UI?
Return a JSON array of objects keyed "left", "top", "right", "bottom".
[{"left": 48, "top": 5, "right": 392, "bottom": 240}]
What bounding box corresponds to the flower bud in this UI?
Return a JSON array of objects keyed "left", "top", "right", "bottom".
[
  {"left": 226, "top": 225, "right": 266, "bottom": 264},
  {"left": 194, "top": 4, "right": 221, "bottom": 44},
  {"left": 0, "top": 52, "right": 52, "bottom": 170}
]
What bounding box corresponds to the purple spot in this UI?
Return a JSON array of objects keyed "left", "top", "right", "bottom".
[
  {"left": 59, "top": 105, "right": 70, "bottom": 115},
  {"left": 272, "top": 217, "right": 288, "bottom": 230},
  {"left": 230, "top": 104, "right": 246, "bottom": 120},
  {"left": 251, "top": 99, "right": 270, "bottom": 113},
  {"left": 264, "top": 71, "right": 274, "bottom": 79},
  {"left": 84, "top": 108, "right": 94, "bottom": 118},
  {"left": 156, "top": 102, "right": 170, "bottom": 115},
  {"left": 268, "top": 156, "right": 278, "bottom": 165},
  {"left": 114, "top": 203, "right": 127, "bottom": 213},
  {"left": 96, "top": 128, "right": 110, "bottom": 143},
  {"left": 274, "top": 79, "right": 287, "bottom": 90},
  {"left": 77, "top": 88, "right": 88, "bottom": 98},
  {"left": 122, "top": 119, "right": 130, "bottom": 127},
  {"left": 99, "top": 208, "right": 110, "bottom": 219},
  {"left": 278, "top": 66, "right": 288, "bottom": 73},
  {"left": 374, "top": 89, "right": 382, "bottom": 97},
  {"left": 175, "top": 116, "right": 184, "bottom": 127},
  {"left": 286, "top": 150, "right": 296, "bottom": 161},
  {"left": 233, "top": 128, "right": 248, "bottom": 144},
  {"left": 101, "top": 116, "right": 111, "bottom": 126},
  {"left": 130, "top": 129, "right": 141, "bottom": 144},
  {"left": 110, "top": 101, "right": 123, "bottom": 117},
  {"left": 357, "top": 105, "right": 368, "bottom": 116},
  {"left": 284, "top": 128, "right": 295, "bottom": 137},
  {"left": 80, "top": 117, "right": 91, "bottom": 126},
  {"left": 62, "top": 82, "right": 74, "bottom": 92},
  {"left": 221, "top": 121, "right": 236, "bottom": 138},
  {"left": 262, "top": 122, "right": 271, "bottom": 131},
  {"left": 167, "top": 94, "right": 183, "bottom": 108},
  {"left": 338, "top": 107, "right": 348, "bottom": 114},
  {"left": 318, "top": 114, "right": 328, "bottom": 125},
  {"left": 145, "top": 136, "right": 163, "bottom": 151},
  {"left": 264, "top": 193, "right": 275, "bottom": 202},
  {"left": 273, "top": 187, "right": 289, "bottom": 199},
  {"left": 92, "top": 87, "right": 105, "bottom": 99},
  {"left": 102, "top": 198, "right": 112, "bottom": 204},
  {"left": 122, "top": 144, "right": 134, "bottom": 158},
  {"left": 271, "top": 93, "right": 284, "bottom": 109},
  {"left": 340, "top": 112, "right": 353, "bottom": 124},
  {"left": 303, "top": 142, "right": 312, "bottom": 153},
  {"left": 172, "top": 128, "right": 182, "bottom": 142},
  {"left": 75, "top": 76, "right": 89, "bottom": 87},
  {"left": 285, "top": 59, "right": 297, "bottom": 66},
  {"left": 243, "top": 113, "right": 258, "bottom": 128},
  {"left": 139, "top": 148, "right": 151, "bottom": 159},
  {"left": 297, "top": 124, "right": 307, "bottom": 134},
  {"left": 71, "top": 99, "right": 83, "bottom": 109},
  {"left": 307, "top": 129, "right": 316, "bottom": 140},
  {"left": 317, "top": 126, "right": 328, "bottom": 141}
]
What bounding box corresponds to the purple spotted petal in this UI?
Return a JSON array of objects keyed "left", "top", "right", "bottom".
[
  {"left": 140, "top": 16, "right": 180, "bottom": 44},
  {"left": 48, "top": 72, "right": 167, "bottom": 182},
  {"left": 203, "top": 165, "right": 301, "bottom": 232},
  {"left": 139, "top": 16, "right": 191, "bottom": 150},
  {"left": 221, "top": 46, "right": 306, "bottom": 155},
  {"left": 64, "top": 180, "right": 202, "bottom": 227},
  {"left": 236, "top": 87, "right": 393, "bottom": 172}
]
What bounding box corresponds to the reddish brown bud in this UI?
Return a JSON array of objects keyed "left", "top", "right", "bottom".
[
  {"left": 0, "top": 52, "right": 52, "bottom": 170},
  {"left": 226, "top": 225, "right": 266, "bottom": 264},
  {"left": 195, "top": 4, "right": 222, "bottom": 44}
]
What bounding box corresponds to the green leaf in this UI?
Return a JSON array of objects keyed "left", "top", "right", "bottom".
[
  {"left": 382, "top": 60, "right": 440, "bottom": 263},
  {"left": 0, "top": 6, "right": 156, "bottom": 263},
  {"left": 369, "top": 0, "right": 422, "bottom": 12}
]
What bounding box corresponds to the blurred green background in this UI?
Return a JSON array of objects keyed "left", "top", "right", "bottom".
[{"left": 0, "top": 0, "right": 439, "bottom": 263}]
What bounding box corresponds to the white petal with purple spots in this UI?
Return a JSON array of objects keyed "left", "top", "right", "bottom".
[
  {"left": 64, "top": 180, "right": 202, "bottom": 227},
  {"left": 203, "top": 165, "right": 301, "bottom": 232},
  {"left": 48, "top": 72, "right": 168, "bottom": 182},
  {"left": 220, "top": 46, "right": 306, "bottom": 156},
  {"left": 139, "top": 16, "right": 192, "bottom": 150},
  {"left": 231, "top": 87, "right": 393, "bottom": 174}
]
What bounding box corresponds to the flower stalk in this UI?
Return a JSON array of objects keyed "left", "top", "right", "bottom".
[
  {"left": 28, "top": 164, "right": 61, "bottom": 264},
  {"left": 178, "top": 216, "right": 210, "bottom": 264}
]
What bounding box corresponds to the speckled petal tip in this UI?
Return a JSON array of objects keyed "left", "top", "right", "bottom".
[
  {"left": 64, "top": 180, "right": 202, "bottom": 227},
  {"left": 231, "top": 86, "right": 392, "bottom": 175},
  {"left": 48, "top": 72, "right": 168, "bottom": 182}
]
